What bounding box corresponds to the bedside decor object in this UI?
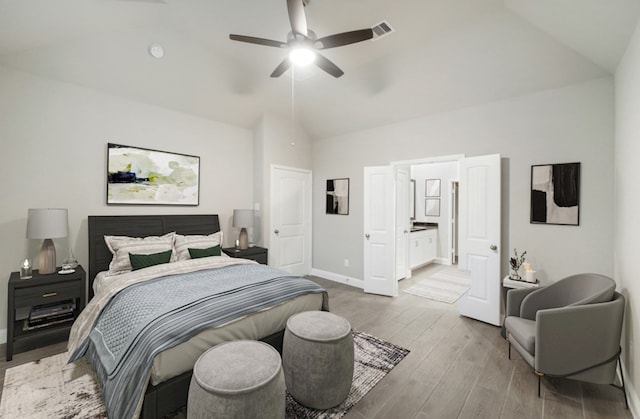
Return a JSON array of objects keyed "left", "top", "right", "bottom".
[
  {"left": 522, "top": 262, "right": 536, "bottom": 283},
  {"left": 233, "top": 209, "right": 254, "bottom": 250},
  {"left": 509, "top": 248, "right": 527, "bottom": 280},
  {"left": 107, "top": 143, "right": 200, "bottom": 206},
  {"left": 26, "top": 208, "right": 68, "bottom": 275},
  {"left": 63, "top": 248, "right": 78, "bottom": 269},
  {"left": 531, "top": 162, "right": 580, "bottom": 225},
  {"left": 326, "top": 178, "right": 349, "bottom": 215},
  {"left": 20, "top": 259, "right": 32, "bottom": 279}
]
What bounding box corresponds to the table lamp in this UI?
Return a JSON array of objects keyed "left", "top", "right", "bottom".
[
  {"left": 233, "top": 209, "right": 254, "bottom": 250},
  {"left": 26, "top": 208, "right": 68, "bottom": 274}
]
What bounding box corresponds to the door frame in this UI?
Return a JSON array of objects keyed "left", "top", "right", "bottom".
[{"left": 269, "top": 164, "right": 312, "bottom": 275}]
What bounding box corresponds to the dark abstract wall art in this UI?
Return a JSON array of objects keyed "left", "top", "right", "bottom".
[
  {"left": 530, "top": 162, "right": 580, "bottom": 225},
  {"left": 326, "top": 178, "right": 349, "bottom": 215}
]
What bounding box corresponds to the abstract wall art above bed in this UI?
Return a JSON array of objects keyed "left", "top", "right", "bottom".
[
  {"left": 530, "top": 162, "right": 580, "bottom": 226},
  {"left": 107, "top": 143, "right": 200, "bottom": 206}
]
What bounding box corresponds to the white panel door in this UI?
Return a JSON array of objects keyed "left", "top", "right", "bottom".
[
  {"left": 363, "top": 166, "right": 397, "bottom": 297},
  {"left": 395, "top": 165, "right": 410, "bottom": 280},
  {"left": 458, "top": 154, "right": 501, "bottom": 326},
  {"left": 270, "top": 165, "right": 312, "bottom": 276}
]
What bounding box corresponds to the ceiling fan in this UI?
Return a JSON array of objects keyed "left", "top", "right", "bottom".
[{"left": 229, "top": 0, "right": 373, "bottom": 78}]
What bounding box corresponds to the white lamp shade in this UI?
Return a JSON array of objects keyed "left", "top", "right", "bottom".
[
  {"left": 233, "top": 209, "right": 254, "bottom": 228},
  {"left": 26, "top": 208, "right": 68, "bottom": 239}
]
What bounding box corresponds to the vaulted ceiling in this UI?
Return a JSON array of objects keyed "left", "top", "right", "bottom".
[{"left": 1, "top": 0, "right": 638, "bottom": 139}]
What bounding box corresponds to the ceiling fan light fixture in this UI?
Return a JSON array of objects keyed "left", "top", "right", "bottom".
[{"left": 289, "top": 46, "right": 315, "bottom": 66}]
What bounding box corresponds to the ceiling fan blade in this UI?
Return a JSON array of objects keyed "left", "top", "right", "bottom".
[
  {"left": 314, "top": 53, "right": 344, "bottom": 78},
  {"left": 270, "top": 58, "right": 292, "bottom": 78},
  {"left": 315, "top": 28, "right": 374, "bottom": 50},
  {"left": 287, "top": 0, "right": 308, "bottom": 36},
  {"left": 229, "top": 34, "right": 287, "bottom": 48}
]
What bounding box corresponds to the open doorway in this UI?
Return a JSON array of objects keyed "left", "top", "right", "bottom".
[
  {"left": 365, "top": 154, "right": 502, "bottom": 326},
  {"left": 410, "top": 160, "right": 459, "bottom": 268}
]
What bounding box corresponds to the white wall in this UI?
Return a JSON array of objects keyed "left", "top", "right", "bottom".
[
  {"left": 312, "top": 77, "right": 614, "bottom": 286},
  {"left": 614, "top": 17, "right": 640, "bottom": 415},
  {"left": 0, "top": 65, "right": 254, "bottom": 339},
  {"left": 253, "top": 113, "right": 312, "bottom": 252}
]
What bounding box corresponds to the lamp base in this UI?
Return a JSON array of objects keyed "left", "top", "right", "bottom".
[
  {"left": 39, "top": 239, "right": 57, "bottom": 274},
  {"left": 238, "top": 228, "right": 249, "bottom": 250}
]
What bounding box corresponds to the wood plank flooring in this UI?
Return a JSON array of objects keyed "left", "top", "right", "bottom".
[{"left": 0, "top": 264, "right": 631, "bottom": 418}]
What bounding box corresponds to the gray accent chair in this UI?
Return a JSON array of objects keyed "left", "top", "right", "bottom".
[{"left": 504, "top": 273, "right": 627, "bottom": 407}]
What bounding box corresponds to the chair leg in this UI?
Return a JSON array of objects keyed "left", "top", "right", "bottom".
[
  {"left": 535, "top": 371, "right": 543, "bottom": 398},
  {"left": 611, "top": 357, "right": 629, "bottom": 409},
  {"left": 508, "top": 341, "right": 511, "bottom": 360}
]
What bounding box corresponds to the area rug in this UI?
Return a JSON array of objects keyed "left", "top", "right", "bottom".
[
  {"left": 403, "top": 266, "right": 471, "bottom": 303},
  {"left": 0, "top": 331, "right": 409, "bottom": 419}
]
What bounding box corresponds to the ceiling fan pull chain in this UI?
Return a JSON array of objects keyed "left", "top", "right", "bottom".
[{"left": 291, "top": 66, "right": 296, "bottom": 147}]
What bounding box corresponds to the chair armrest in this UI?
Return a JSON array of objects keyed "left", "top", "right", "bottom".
[
  {"left": 535, "top": 296, "right": 624, "bottom": 377},
  {"left": 505, "top": 288, "right": 538, "bottom": 318}
]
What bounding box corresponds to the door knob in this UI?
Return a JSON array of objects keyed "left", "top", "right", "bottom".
[
  {"left": 490, "top": 244, "right": 497, "bottom": 251},
  {"left": 365, "top": 233, "right": 370, "bottom": 239},
  {"left": 274, "top": 229, "right": 279, "bottom": 235}
]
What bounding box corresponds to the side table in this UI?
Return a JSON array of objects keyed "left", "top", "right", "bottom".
[
  {"left": 6, "top": 265, "right": 86, "bottom": 361},
  {"left": 501, "top": 276, "right": 541, "bottom": 339},
  {"left": 222, "top": 246, "right": 268, "bottom": 265}
]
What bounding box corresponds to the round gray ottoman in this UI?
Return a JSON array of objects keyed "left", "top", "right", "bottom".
[
  {"left": 187, "top": 340, "right": 285, "bottom": 419},
  {"left": 283, "top": 311, "right": 354, "bottom": 409}
]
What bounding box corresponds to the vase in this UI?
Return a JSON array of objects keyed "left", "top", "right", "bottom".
[{"left": 509, "top": 270, "right": 521, "bottom": 280}]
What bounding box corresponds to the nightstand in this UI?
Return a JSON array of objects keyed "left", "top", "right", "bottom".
[
  {"left": 222, "top": 246, "right": 268, "bottom": 265},
  {"left": 6, "top": 265, "right": 86, "bottom": 361}
]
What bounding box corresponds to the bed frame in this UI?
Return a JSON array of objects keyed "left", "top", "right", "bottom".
[{"left": 87, "top": 214, "right": 285, "bottom": 418}]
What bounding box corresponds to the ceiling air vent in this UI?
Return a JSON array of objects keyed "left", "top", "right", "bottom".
[{"left": 371, "top": 20, "right": 394, "bottom": 41}]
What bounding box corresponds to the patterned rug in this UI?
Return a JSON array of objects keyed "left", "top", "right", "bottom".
[
  {"left": 403, "top": 266, "right": 471, "bottom": 303},
  {"left": 0, "top": 331, "right": 409, "bottom": 419}
]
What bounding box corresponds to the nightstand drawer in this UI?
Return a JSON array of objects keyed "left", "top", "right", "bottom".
[{"left": 14, "top": 281, "right": 82, "bottom": 307}]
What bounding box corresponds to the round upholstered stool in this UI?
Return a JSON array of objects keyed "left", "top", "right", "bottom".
[
  {"left": 283, "top": 311, "right": 354, "bottom": 409},
  {"left": 187, "top": 340, "right": 285, "bottom": 419}
]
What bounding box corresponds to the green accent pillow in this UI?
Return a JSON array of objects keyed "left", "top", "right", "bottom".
[
  {"left": 129, "top": 249, "right": 173, "bottom": 271},
  {"left": 188, "top": 245, "right": 221, "bottom": 259}
]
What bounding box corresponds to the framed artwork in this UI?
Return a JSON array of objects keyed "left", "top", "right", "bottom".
[
  {"left": 425, "top": 198, "right": 440, "bottom": 217},
  {"left": 426, "top": 179, "right": 441, "bottom": 197},
  {"left": 326, "top": 178, "right": 349, "bottom": 215},
  {"left": 107, "top": 143, "right": 200, "bottom": 205},
  {"left": 530, "top": 162, "right": 580, "bottom": 225}
]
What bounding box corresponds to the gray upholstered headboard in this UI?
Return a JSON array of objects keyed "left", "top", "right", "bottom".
[{"left": 87, "top": 214, "right": 220, "bottom": 299}]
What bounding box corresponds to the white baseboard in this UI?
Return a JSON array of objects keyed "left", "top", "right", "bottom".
[
  {"left": 310, "top": 269, "right": 364, "bottom": 289},
  {"left": 0, "top": 328, "right": 6, "bottom": 345},
  {"left": 621, "top": 359, "right": 639, "bottom": 418}
]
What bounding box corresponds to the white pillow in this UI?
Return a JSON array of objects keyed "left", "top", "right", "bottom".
[
  {"left": 105, "top": 232, "right": 175, "bottom": 274},
  {"left": 174, "top": 231, "right": 223, "bottom": 261}
]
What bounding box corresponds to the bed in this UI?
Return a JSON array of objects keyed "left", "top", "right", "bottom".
[{"left": 69, "top": 214, "right": 327, "bottom": 419}]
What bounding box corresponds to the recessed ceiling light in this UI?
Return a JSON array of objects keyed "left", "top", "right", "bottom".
[{"left": 148, "top": 43, "right": 165, "bottom": 59}]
